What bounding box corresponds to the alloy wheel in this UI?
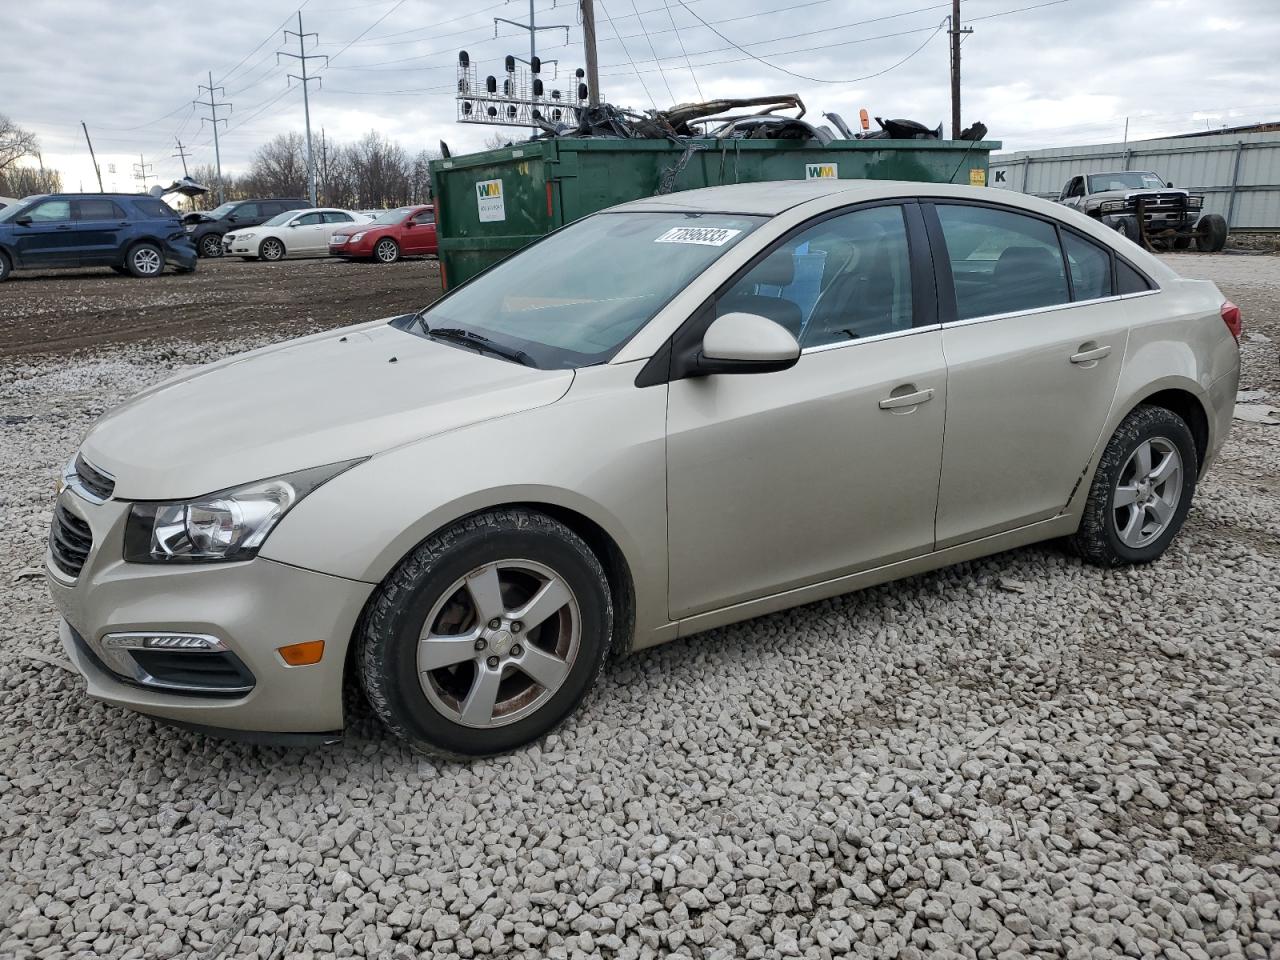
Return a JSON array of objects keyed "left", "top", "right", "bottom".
[
  {"left": 200, "top": 235, "right": 223, "bottom": 258},
  {"left": 376, "top": 239, "right": 399, "bottom": 263},
  {"left": 1112, "top": 437, "right": 1183, "bottom": 548},
  {"left": 133, "top": 248, "right": 162, "bottom": 275},
  {"left": 417, "top": 559, "right": 580, "bottom": 729},
  {"left": 262, "top": 239, "right": 284, "bottom": 261}
]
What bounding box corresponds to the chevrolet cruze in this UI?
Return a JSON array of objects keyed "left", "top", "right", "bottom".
[{"left": 47, "top": 180, "right": 1241, "bottom": 756}]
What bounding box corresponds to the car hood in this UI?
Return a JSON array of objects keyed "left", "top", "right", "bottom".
[
  {"left": 333, "top": 221, "right": 391, "bottom": 237},
  {"left": 80, "top": 320, "right": 575, "bottom": 500}
]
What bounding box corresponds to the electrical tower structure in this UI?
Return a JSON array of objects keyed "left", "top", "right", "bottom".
[
  {"left": 278, "top": 12, "right": 327, "bottom": 206},
  {"left": 456, "top": 52, "right": 591, "bottom": 129}
]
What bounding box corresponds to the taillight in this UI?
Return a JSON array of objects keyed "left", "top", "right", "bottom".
[{"left": 1221, "top": 300, "right": 1242, "bottom": 341}]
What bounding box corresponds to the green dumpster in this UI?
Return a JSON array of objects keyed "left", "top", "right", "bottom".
[{"left": 430, "top": 136, "right": 1001, "bottom": 288}]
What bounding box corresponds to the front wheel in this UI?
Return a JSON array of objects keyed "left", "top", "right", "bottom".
[
  {"left": 1068, "top": 405, "right": 1198, "bottom": 566},
  {"left": 375, "top": 238, "right": 400, "bottom": 264},
  {"left": 199, "top": 234, "right": 223, "bottom": 258},
  {"left": 359, "top": 509, "right": 613, "bottom": 758},
  {"left": 126, "top": 243, "right": 164, "bottom": 278},
  {"left": 259, "top": 238, "right": 285, "bottom": 262},
  {"left": 1114, "top": 217, "right": 1141, "bottom": 244}
]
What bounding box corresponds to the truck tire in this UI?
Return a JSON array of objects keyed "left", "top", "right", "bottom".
[
  {"left": 1196, "top": 214, "right": 1228, "bottom": 253},
  {"left": 1114, "top": 218, "right": 1141, "bottom": 245}
]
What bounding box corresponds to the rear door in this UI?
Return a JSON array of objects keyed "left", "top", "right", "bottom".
[
  {"left": 925, "top": 200, "right": 1133, "bottom": 547},
  {"left": 12, "top": 198, "right": 75, "bottom": 266},
  {"left": 665, "top": 202, "right": 947, "bottom": 619},
  {"left": 71, "top": 198, "right": 127, "bottom": 265}
]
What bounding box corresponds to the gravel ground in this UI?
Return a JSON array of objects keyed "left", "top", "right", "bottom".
[{"left": 1, "top": 254, "right": 1278, "bottom": 960}]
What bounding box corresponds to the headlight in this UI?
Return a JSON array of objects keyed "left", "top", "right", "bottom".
[
  {"left": 236, "top": 232, "right": 255, "bottom": 241},
  {"left": 123, "top": 460, "right": 362, "bottom": 563},
  {"left": 350, "top": 232, "right": 366, "bottom": 243}
]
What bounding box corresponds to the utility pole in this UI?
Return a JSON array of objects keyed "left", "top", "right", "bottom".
[
  {"left": 132, "top": 154, "right": 154, "bottom": 191},
  {"left": 581, "top": 0, "right": 600, "bottom": 106},
  {"left": 173, "top": 138, "right": 192, "bottom": 178},
  {"left": 279, "top": 12, "right": 327, "bottom": 207},
  {"left": 948, "top": 0, "right": 972, "bottom": 139},
  {"left": 196, "top": 73, "right": 231, "bottom": 203},
  {"left": 81, "top": 122, "right": 104, "bottom": 192}
]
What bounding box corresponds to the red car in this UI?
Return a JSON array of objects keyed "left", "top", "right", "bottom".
[{"left": 328, "top": 205, "right": 436, "bottom": 263}]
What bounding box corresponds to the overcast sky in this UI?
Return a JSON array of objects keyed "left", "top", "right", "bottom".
[{"left": 7, "top": 0, "right": 1280, "bottom": 192}]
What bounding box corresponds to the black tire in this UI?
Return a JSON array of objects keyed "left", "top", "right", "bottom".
[
  {"left": 259, "top": 238, "right": 285, "bottom": 262},
  {"left": 374, "top": 238, "right": 400, "bottom": 264},
  {"left": 125, "top": 242, "right": 164, "bottom": 278},
  {"left": 0, "top": 251, "right": 14, "bottom": 282},
  {"left": 240, "top": 257, "right": 259, "bottom": 262},
  {"left": 359, "top": 509, "right": 613, "bottom": 758},
  {"left": 198, "top": 234, "right": 224, "bottom": 258},
  {"left": 110, "top": 265, "right": 129, "bottom": 275},
  {"left": 1172, "top": 236, "right": 1192, "bottom": 251},
  {"left": 1196, "top": 214, "right": 1228, "bottom": 253},
  {"left": 1068, "top": 405, "right": 1198, "bottom": 567},
  {"left": 1114, "top": 217, "right": 1141, "bottom": 244}
]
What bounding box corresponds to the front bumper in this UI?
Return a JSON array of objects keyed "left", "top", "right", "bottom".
[
  {"left": 222, "top": 234, "right": 257, "bottom": 256},
  {"left": 47, "top": 489, "right": 374, "bottom": 735},
  {"left": 329, "top": 238, "right": 375, "bottom": 258}
]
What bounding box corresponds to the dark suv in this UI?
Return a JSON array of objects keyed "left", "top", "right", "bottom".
[
  {"left": 185, "top": 198, "right": 309, "bottom": 258},
  {"left": 0, "top": 193, "right": 197, "bottom": 282}
]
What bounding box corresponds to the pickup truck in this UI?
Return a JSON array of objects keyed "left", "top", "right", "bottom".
[{"left": 1057, "top": 170, "right": 1227, "bottom": 252}]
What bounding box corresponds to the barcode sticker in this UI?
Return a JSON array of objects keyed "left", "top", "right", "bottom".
[{"left": 654, "top": 227, "right": 741, "bottom": 246}]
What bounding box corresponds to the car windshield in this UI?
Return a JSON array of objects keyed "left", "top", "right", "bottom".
[
  {"left": 262, "top": 211, "right": 297, "bottom": 227},
  {"left": 202, "top": 201, "right": 238, "bottom": 218},
  {"left": 371, "top": 207, "right": 413, "bottom": 225},
  {"left": 410, "top": 211, "right": 762, "bottom": 369},
  {"left": 1088, "top": 172, "right": 1166, "bottom": 192},
  {"left": 0, "top": 196, "right": 41, "bottom": 222}
]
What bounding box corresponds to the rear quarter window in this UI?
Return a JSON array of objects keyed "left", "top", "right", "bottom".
[
  {"left": 130, "top": 197, "right": 178, "bottom": 219},
  {"left": 1116, "top": 260, "right": 1154, "bottom": 294}
]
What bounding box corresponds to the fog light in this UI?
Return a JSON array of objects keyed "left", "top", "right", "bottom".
[{"left": 278, "top": 640, "right": 325, "bottom": 666}]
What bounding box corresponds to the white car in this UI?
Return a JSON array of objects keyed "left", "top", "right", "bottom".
[{"left": 223, "top": 207, "right": 373, "bottom": 261}]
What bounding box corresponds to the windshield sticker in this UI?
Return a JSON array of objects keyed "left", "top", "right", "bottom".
[{"left": 654, "top": 227, "right": 741, "bottom": 246}]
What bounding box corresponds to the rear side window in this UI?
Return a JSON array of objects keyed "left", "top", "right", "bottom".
[
  {"left": 233, "top": 203, "right": 260, "bottom": 219},
  {"left": 935, "top": 204, "right": 1069, "bottom": 319},
  {"left": 323, "top": 211, "right": 354, "bottom": 223},
  {"left": 1062, "top": 231, "right": 1113, "bottom": 300},
  {"left": 74, "top": 199, "right": 126, "bottom": 220},
  {"left": 1116, "top": 260, "right": 1153, "bottom": 294},
  {"left": 128, "top": 197, "right": 175, "bottom": 219}
]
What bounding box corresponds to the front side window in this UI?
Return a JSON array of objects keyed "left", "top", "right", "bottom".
[
  {"left": 717, "top": 205, "right": 913, "bottom": 348},
  {"left": 935, "top": 204, "right": 1069, "bottom": 319},
  {"left": 1062, "top": 231, "right": 1113, "bottom": 301},
  {"left": 295, "top": 212, "right": 324, "bottom": 226},
  {"left": 29, "top": 199, "right": 72, "bottom": 222},
  {"left": 412, "top": 210, "right": 436, "bottom": 225},
  {"left": 415, "top": 211, "right": 762, "bottom": 369}
]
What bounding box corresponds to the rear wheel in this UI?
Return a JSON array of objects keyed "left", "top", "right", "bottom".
[
  {"left": 199, "top": 234, "right": 223, "bottom": 258},
  {"left": 359, "top": 509, "right": 613, "bottom": 758},
  {"left": 375, "top": 238, "right": 400, "bottom": 264},
  {"left": 1068, "top": 405, "right": 1198, "bottom": 567},
  {"left": 126, "top": 243, "right": 164, "bottom": 278},
  {"left": 1196, "top": 214, "right": 1228, "bottom": 253},
  {"left": 259, "top": 238, "right": 285, "bottom": 262}
]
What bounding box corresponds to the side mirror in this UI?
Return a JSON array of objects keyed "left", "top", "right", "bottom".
[
  {"left": 15, "top": 215, "right": 32, "bottom": 226},
  {"left": 698, "top": 312, "right": 800, "bottom": 375},
  {"left": 1167, "top": 181, "right": 1174, "bottom": 188}
]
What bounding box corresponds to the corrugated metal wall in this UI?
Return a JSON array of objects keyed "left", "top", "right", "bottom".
[{"left": 989, "top": 131, "right": 1280, "bottom": 231}]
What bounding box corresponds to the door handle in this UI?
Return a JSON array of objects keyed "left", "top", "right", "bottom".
[
  {"left": 1070, "top": 344, "right": 1112, "bottom": 364},
  {"left": 56, "top": 224, "right": 73, "bottom": 231},
  {"left": 879, "top": 387, "right": 935, "bottom": 410}
]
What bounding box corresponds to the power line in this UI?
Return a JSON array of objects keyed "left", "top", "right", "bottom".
[
  {"left": 597, "top": 0, "right": 659, "bottom": 110},
  {"left": 628, "top": 0, "right": 675, "bottom": 103},
  {"left": 219, "top": 6, "right": 310, "bottom": 85},
  {"left": 663, "top": 0, "right": 703, "bottom": 100}
]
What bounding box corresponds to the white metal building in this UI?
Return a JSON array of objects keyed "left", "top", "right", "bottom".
[{"left": 989, "top": 127, "right": 1280, "bottom": 232}]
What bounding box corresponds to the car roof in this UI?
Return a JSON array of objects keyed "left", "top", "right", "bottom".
[{"left": 614, "top": 178, "right": 1089, "bottom": 221}]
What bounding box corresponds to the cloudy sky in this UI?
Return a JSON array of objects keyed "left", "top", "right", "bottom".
[{"left": 8, "top": 0, "right": 1280, "bottom": 191}]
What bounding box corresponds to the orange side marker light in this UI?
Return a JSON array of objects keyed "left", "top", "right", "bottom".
[{"left": 278, "top": 640, "right": 325, "bottom": 666}]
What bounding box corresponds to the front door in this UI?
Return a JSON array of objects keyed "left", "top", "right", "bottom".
[
  {"left": 404, "top": 209, "right": 436, "bottom": 254},
  {"left": 290, "top": 212, "right": 328, "bottom": 254},
  {"left": 665, "top": 203, "right": 947, "bottom": 619},
  {"left": 927, "top": 201, "right": 1132, "bottom": 547},
  {"left": 12, "top": 198, "right": 76, "bottom": 267}
]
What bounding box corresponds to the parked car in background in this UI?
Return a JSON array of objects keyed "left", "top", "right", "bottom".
[
  {"left": 329, "top": 205, "right": 437, "bottom": 263},
  {"left": 184, "top": 198, "right": 308, "bottom": 258},
  {"left": 0, "top": 193, "right": 197, "bottom": 282},
  {"left": 1057, "top": 171, "right": 1227, "bottom": 251},
  {"left": 0, "top": 196, "right": 19, "bottom": 210},
  {"left": 223, "top": 207, "right": 374, "bottom": 261},
  {"left": 48, "top": 180, "right": 1239, "bottom": 755}
]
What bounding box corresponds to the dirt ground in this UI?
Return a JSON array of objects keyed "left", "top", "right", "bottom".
[{"left": 0, "top": 256, "right": 444, "bottom": 357}]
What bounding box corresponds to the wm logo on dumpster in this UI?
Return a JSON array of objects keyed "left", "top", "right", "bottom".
[
  {"left": 805, "top": 163, "right": 838, "bottom": 180},
  {"left": 477, "top": 181, "right": 503, "bottom": 198}
]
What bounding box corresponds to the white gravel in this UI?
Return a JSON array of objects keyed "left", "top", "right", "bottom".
[{"left": 1, "top": 254, "right": 1278, "bottom": 959}]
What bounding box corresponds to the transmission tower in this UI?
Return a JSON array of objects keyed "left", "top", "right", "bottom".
[
  {"left": 195, "top": 73, "right": 231, "bottom": 203},
  {"left": 278, "top": 12, "right": 327, "bottom": 206},
  {"left": 132, "top": 154, "right": 154, "bottom": 190}
]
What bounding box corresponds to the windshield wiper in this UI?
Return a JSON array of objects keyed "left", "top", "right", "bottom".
[{"left": 425, "top": 326, "right": 536, "bottom": 367}]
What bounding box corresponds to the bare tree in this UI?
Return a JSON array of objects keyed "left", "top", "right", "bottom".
[
  {"left": 243, "top": 133, "right": 308, "bottom": 199},
  {"left": 0, "top": 165, "right": 61, "bottom": 197},
  {"left": 482, "top": 131, "right": 514, "bottom": 151},
  {"left": 0, "top": 114, "right": 39, "bottom": 174}
]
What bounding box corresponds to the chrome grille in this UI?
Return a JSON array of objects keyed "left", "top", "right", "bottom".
[
  {"left": 49, "top": 503, "right": 93, "bottom": 578},
  {"left": 74, "top": 455, "right": 115, "bottom": 501}
]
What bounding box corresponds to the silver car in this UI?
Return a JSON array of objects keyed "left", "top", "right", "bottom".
[{"left": 47, "top": 180, "right": 1241, "bottom": 756}]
